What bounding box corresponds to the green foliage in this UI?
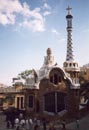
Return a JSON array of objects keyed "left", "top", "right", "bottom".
[
  {"left": 79, "top": 69, "right": 88, "bottom": 85},
  {"left": 4, "top": 95, "right": 15, "bottom": 105},
  {"left": 79, "top": 74, "right": 87, "bottom": 85},
  {"left": 18, "top": 69, "right": 33, "bottom": 79}
]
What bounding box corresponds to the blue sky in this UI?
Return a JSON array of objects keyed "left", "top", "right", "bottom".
[{"left": 0, "top": 0, "right": 89, "bottom": 86}]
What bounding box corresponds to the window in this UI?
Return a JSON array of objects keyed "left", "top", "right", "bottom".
[
  {"left": 68, "top": 19, "right": 72, "bottom": 27},
  {"left": 21, "top": 97, "right": 24, "bottom": 109},
  {"left": 17, "top": 97, "right": 20, "bottom": 109},
  {"left": 44, "top": 92, "right": 55, "bottom": 112},
  {"left": 17, "top": 97, "right": 24, "bottom": 109},
  {"left": 70, "top": 63, "right": 72, "bottom": 67},
  {"left": 44, "top": 92, "right": 66, "bottom": 113},
  {"left": 29, "top": 95, "right": 34, "bottom": 108},
  {"left": 50, "top": 76, "right": 53, "bottom": 83},
  {"left": 54, "top": 74, "right": 58, "bottom": 84},
  {"left": 57, "top": 92, "right": 65, "bottom": 112},
  {"left": 36, "top": 100, "right": 40, "bottom": 113},
  {"left": 59, "top": 76, "right": 61, "bottom": 82},
  {"left": 64, "top": 62, "right": 67, "bottom": 67},
  {"left": 0, "top": 98, "right": 3, "bottom": 106},
  {"left": 49, "top": 69, "right": 63, "bottom": 85},
  {"left": 73, "top": 63, "right": 75, "bottom": 67},
  {"left": 50, "top": 74, "right": 61, "bottom": 85}
]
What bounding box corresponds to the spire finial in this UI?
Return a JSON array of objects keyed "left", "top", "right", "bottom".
[{"left": 66, "top": 6, "right": 72, "bottom": 15}]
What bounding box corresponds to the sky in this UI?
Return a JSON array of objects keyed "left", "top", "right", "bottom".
[{"left": 0, "top": 0, "right": 89, "bottom": 86}]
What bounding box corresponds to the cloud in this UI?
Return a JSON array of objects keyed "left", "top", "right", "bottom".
[
  {"left": 0, "top": 0, "right": 51, "bottom": 32},
  {"left": 83, "top": 29, "right": 89, "bottom": 33},
  {"left": 0, "top": 0, "right": 22, "bottom": 25},
  {"left": 58, "top": 38, "right": 66, "bottom": 43},
  {"left": 51, "top": 29, "right": 60, "bottom": 35},
  {"left": 20, "top": 19, "right": 45, "bottom": 32},
  {"left": 43, "top": 11, "right": 51, "bottom": 16},
  {"left": 43, "top": 3, "right": 51, "bottom": 10},
  {"left": 0, "top": 13, "right": 15, "bottom": 25},
  {"left": 51, "top": 28, "right": 66, "bottom": 43},
  {"left": 20, "top": 3, "right": 45, "bottom": 32},
  {"left": 42, "top": 3, "right": 51, "bottom": 16}
]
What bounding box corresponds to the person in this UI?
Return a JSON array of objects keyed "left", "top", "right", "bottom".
[
  {"left": 29, "top": 118, "right": 33, "bottom": 130},
  {"left": 10, "top": 112, "right": 15, "bottom": 128},
  {"left": 34, "top": 124, "right": 39, "bottom": 130},
  {"left": 61, "top": 120, "right": 66, "bottom": 129},
  {"left": 25, "top": 119, "right": 29, "bottom": 130},
  {"left": 26, "top": 118, "right": 32, "bottom": 130},
  {"left": 33, "top": 118, "right": 39, "bottom": 130},
  {"left": 42, "top": 118, "right": 47, "bottom": 130},
  {"left": 20, "top": 118, "right": 25, "bottom": 129},
  {"left": 19, "top": 113, "right": 23, "bottom": 121},
  {"left": 49, "top": 123, "right": 56, "bottom": 130},
  {"left": 76, "top": 119, "right": 79, "bottom": 129},
  {"left": 6, "top": 109, "right": 11, "bottom": 129},
  {"left": 16, "top": 126, "right": 20, "bottom": 130},
  {"left": 15, "top": 117, "right": 19, "bottom": 130},
  {"left": 21, "top": 123, "right": 26, "bottom": 130},
  {"left": 6, "top": 120, "right": 10, "bottom": 129}
]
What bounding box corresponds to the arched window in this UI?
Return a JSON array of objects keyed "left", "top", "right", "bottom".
[
  {"left": 50, "top": 76, "right": 53, "bottom": 83},
  {"left": 50, "top": 73, "right": 61, "bottom": 85},
  {"left": 70, "top": 63, "right": 72, "bottom": 67},
  {"left": 59, "top": 76, "right": 61, "bottom": 82},
  {"left": 73, "top": 63, "right": 75, "bottom": 67},
  {"left": 54, "top": 74, "right": 58, "bottom": 84},
  {"left": 49, "top": 68, "right": 63, "bottom": 85},
  {"left": 44, "top": 92, "right": 55, "bottom": 112},
  {"left": 44, "top": 92, "right": 66, "bottom": 113}
]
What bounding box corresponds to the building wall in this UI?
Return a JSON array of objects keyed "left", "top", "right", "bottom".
[
  {"left": 0, "top": 68, "right": 80, "bottom": 121},
  {"left": 0, "top": 84, "right": 25, "bottom": 111},
  {"left": 80, "top": 67, "right": 89, "bottom": 83}
]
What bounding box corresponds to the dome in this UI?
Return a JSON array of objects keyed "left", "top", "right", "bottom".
[{"left": 47, "top": 48, "right": 52, "bottom": 56}]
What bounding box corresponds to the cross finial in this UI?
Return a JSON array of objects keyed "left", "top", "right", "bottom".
[{"left": 66, "top": 6, "right": 72, "bottom": 15}]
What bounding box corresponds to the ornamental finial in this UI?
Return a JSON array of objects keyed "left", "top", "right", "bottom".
[{"left": 66, "top": 6, "right": 72, "bottom": 15}]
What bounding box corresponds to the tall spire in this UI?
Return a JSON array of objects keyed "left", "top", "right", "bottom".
[
  {"left": 63, "top": 6, "right": 80, "bottom": 88},
  {"left": 66, "top": 6, "right": 74, "bottom": 61}
]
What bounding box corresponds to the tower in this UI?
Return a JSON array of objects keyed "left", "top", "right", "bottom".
[
  {"left": 63, "top": 6, "right": 80, "bottom": 88},
  {"left": 66, "top": 6, "right": 73, "bottom": 61}
]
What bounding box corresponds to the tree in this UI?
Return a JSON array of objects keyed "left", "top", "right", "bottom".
[
  {"left": 18, "top": 69, "right": 33, "bottom": 79},
  {"left": 4, "top": 95, "right": 15, "bottom": 105}
]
